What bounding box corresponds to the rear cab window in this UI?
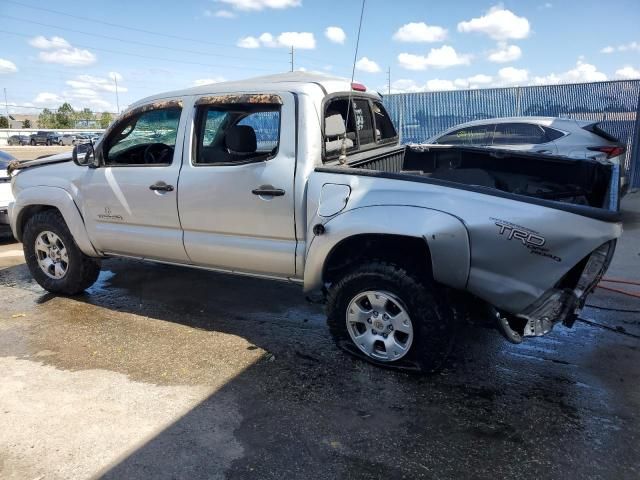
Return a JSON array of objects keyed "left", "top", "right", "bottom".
[{"left": 323, "top": 95, "right": 397, "bottom": 162}]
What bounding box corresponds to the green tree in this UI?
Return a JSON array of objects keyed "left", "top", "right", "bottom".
[
  {"left": 38, "top": 108, "right": 55, "bottom": 128},
  {"left": 74, "top": 107, "right": 93, "bottom": 127},
  {"left": 22, "top": 119, "right": 31, "bottom": 128},
  {"left": 55, "top": 102, "right": 75, "bottom": 129},
  {"left": 0, "top": 116, "right": 8, "bottom": 128},
  {"left": 99, "top": 111, "right": 113, "bottom": 129}
]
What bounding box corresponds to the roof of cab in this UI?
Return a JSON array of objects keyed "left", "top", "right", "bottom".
[{"left": 131, "top": 72, "right": 378, "bottom": 109}]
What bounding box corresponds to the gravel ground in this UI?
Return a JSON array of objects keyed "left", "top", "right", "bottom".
[{"left": 0, "top": 192, "right": 638, "bottom": 479}]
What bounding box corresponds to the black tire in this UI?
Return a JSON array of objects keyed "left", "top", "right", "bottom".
[
  {"left": 23, "top": 210, "right": 101, "bottom": 295},
  {"left": 30, "top": 139, "right": 35, "bottom": 146},
  {"left": 326, "top": 261, "right": 455, "bottom": 373},
  {"left": 58, "top": 140, "right": 63, "bottom": 146}
]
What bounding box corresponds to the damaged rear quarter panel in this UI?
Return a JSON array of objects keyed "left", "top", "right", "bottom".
[{"left": 306, "top": 171, "right": 622, "bottom": 314}]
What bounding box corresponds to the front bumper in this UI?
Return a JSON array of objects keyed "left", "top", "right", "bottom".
[{"left": 496, "top": 241, "right": 616, "bottom": 343}]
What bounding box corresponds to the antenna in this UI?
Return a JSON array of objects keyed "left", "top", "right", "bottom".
[
  {"left": 3, "top": 88, "right": 9, "bottom": 128},
  {"left": 339, "top": 0, "right": 367, "bottom": 165},
  {"left": 290, "top": 46, "right": 294, "bottom": 72}
]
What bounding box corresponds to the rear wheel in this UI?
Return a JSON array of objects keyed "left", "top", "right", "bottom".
[
  {"left": 23, "top": 210, "right": 101, "bottom": 295},
  {"left": 326, "top": 261, "right": 455, "bottom": 373},
  {"left": 58, "top": 140, "right": 63, "bottom": 146},
  {"left": 30, "top": 139, "right": 35, "bottom": 146}
]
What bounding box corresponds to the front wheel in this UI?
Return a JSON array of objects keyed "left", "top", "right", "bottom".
[
  {"left": 326, "top": 262, "right": 455, "bottom": 372},
  {"left": 23, "top": 210, "right": 101, "bottom": 295},
  {"left": 58, "top": 140, "right": 63, "bottom": 146},
  {"left": 30, "top": 139, "right": 35, "bottom": 146}
]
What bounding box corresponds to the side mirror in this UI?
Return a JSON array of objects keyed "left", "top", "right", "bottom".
[{"left": 72, "top": 142, "right": 100, "bottom": 168}]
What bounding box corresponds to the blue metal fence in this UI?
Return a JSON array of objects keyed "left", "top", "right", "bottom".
[{"left": 382, "top": 80, "right": 640, "bottom": 188}]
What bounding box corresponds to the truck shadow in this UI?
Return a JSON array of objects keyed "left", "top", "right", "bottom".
[{"left": 0, "top": 258, "right": 633, "bottom": 479}]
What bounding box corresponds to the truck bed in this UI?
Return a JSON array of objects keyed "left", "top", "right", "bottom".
[{"left": 323, "top": 144, "right": 615, "bottom": 214}]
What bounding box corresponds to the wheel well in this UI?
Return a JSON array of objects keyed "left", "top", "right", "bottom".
[
  {"left": 16, "top": 205, "right": 58, "bottom": 240},
  {"left": 323, "top": 234, "right": 432, "bottom": 285}
]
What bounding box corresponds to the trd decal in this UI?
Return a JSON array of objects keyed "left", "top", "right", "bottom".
[
  {"left": 97, "top": 206, "right": 123, "bottom": 221},
  {"left": 490, "top": 217, "right": 561, "bottom": 262}
]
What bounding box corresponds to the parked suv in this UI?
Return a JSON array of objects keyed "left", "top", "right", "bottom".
[
  {"left": 426, "top": 117, "right": 628, "bottom": 195},
  {"left": 30, "top": 131, "right": 62, "bottom": 146}
]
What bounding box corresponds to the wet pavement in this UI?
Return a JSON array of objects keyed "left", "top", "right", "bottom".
[{"left": 1, "top": 193, "right": 639, "bottom": 479}]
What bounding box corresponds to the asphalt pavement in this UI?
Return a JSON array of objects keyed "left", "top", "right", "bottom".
[{"left": 0, "top": 192, "right": 639, "bottom": 480}]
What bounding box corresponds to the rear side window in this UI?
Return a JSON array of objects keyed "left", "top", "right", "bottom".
[
  {"left": 372, "top": 101, "right": 397, "bottom": 142},
  {"left": 435, "top": 125, "right": 494, "bottom": 145},
  {"left": 194, "top": 104, "right": 281, "bottom": 165},
  {"left": 353, "top": 99, "right": 375, "bottom": 146},
  {"left": 542, "top": 126, "right": 565, "bottom": 142},
  {"left": 493, "top": 123, "right": 547, "bottom": 145}
]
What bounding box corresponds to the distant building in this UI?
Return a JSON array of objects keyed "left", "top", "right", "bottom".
[{"left": 6, "top": 114, "right": 40, "bottom": 129}]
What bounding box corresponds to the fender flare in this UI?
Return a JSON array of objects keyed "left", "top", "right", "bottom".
[
  {"left": 303, "top": 205, "right": 470, "bottom": 292},
  {"left": 11, "top": 186, "right": 99, "bottom": 257}
]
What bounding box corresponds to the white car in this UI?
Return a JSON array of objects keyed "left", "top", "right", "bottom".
[
  {"left": 426, "top": 117, "right": 628, "bottom": 195},
  {"left": 0, "top": 151, "right": 16, "bottom": 229},
  {"left": 60, "top": 134, "right": 78, "bottom": 146}
]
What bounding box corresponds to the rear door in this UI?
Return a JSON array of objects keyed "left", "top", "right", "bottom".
[{"left": 178, "top": 92, "right": 297, "bottom": 277}]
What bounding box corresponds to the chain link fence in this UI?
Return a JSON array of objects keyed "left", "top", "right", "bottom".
[{"left": 382, "top": 79, "right": 640, "bottom": 188}]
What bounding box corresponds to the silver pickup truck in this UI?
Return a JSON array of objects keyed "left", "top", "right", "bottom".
[{"left": 7, "top": 72, "right": 622, "bottom": 371}]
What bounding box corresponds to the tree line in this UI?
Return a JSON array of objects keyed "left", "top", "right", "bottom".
[{"left": 0, "top": 103, "right": 114, "bottom": 130}]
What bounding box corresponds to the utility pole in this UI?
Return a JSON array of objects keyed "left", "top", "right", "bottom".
[
  {"left": 289, "top": 46, "right": 294, "bottom": 72},
  {"left": 113, "top": 74, "right": 120, "bottom": 114},
  {"left": 387, "top": 67, "right": 391, "bottom": 95},
  {"left": 3, "top": 88, "right": 10, "bottom": 128}
]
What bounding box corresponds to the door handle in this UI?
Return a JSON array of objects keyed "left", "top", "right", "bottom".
[
  {"left": 149, "top": 182, "right": 174, "bottom": 192},
  {"left": 252, "top": 185, "right": 285, "bottom": 197}
]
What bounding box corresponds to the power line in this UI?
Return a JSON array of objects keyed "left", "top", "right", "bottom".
[
  {"left": 4, "top": 0, "right": 287, "bottom": 56},
  {"left": 0, "top": 14, "right": 285, "bottom": 65},
  {"left": 0, "top": 30, "right": 279, "bottom": 72}
]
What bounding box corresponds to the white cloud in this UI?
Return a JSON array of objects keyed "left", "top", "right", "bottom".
[
  {"left": 205, "top": 9, "right": 236, "bottom": 18},
  {"left": 498, "top": 66, "right": 529, "bottom": 84},
  {"left": 533, "top": 61, "right": 607, "bottom": 84},
  {"left": 392, "top": 22, "right": 447, "bottom": 43},
  {"left": 38, "top": 48, "right": 96, "bottom": 67},
  {"left": 238, "top": 31, "right": 315, "bottom": 49},
  {"left": 192, "top": 76, "right": 227, "bottom": 86},
  {"left": 458, "top": 6, "right": 530, "bottom": 40},
  {"left": 0, "top": 58, "right": 18, "bottom": 74},
  {"left": 615, "top": 66, "right": 640, "bottom": 79},
  {"left": 488, "top": 43, "right": 522, "bottom": 63},
  {"left": 425, "top": 79, "right": 456, "bottom": 91},
  {"left": 325, "top": 26, "right": 346, "bottom": 44},
  {"left": 355, "top": 57, "right": 381, "bottom": 73},
  {"left": 217, "top": 0, "right": 301, "bottom": 11},
  {"left": 29, "top": 35, "right": 96, "bottom": 67},
  {"left": 600, "top": 41, "right": 640, "bottom": 54},
  {"left": 29, "top": 35, "right": 70, "bottom": 49},
  {"left": 237, "top": 36, "right": 261, "bottom": 48},
  {"left": 398, "top": 45, "right": 471, "bottom": 70},
  {"left": 65, "top": 73, "right": 128, "bottom": 93},
  {"left": 33, "top": 92, "right": 64, "bottom": 104},
  {"left": 391, "top": 73, "right": 494, "bottom": 93},
  {"left": 454, "top": 74, "right": 494, "bottom": 88}
]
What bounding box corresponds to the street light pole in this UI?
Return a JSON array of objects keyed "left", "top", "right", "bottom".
[
  {"left": 3, "top": 88, "right": 10, "bottom": 128},
  {"left": 113, "top": 75, "right": 120, "bottom": 114}
]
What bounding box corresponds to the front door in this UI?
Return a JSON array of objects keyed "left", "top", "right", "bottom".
[
  {"left": 79, "top": 99, "right": 189, "bottom": 262},
  {"left": 178, "top": 93, "right": 297, "bottom": 277}
]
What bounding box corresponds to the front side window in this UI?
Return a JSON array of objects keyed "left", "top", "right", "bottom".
[
  {"left": 194, "top": 104, "right": 281, "bottom": 165},
  {"left": 493, "top": 123, "right": 547, "bottom": 145},
  {"left": 435, "top": 125, "right": 494, "bottom": 146},
  {"left": 104, "top": 106, "right": 182, "bottom": 166}
]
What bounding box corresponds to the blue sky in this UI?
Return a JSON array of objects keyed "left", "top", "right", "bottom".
[{"left": 0, "top": 0, "right": 639, "bottom": 114}]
